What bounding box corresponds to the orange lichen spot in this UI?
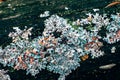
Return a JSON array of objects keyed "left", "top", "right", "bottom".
[
  {"left": 38, "top": 36, "right": 57, "bottom": 48},
  {"left": 14, "top": 63, "right": 20, "bottom": 70},
  {"left": 87, "top": 15, "right": 92, "bottom": 21},
  {"left": 25, "top": 50, "right": 30, "bottom": 55},
  {"left": 109, "top": 38, "right": 114, "bottom": 43},
  {"left": 84, "top": 41, "right": 94, "bottom": 49},
  {"left": 84, "top": 40, "right": 103, "bottom": 51},
  {"left": 53, "top": 39, "right": 57, "bottom": 45},
  {"left": 114, "top": 30, "right": 120, "bottom": 39},
  {"left": 105, "top": 1, "right": 120, "bottom": 8},
  {"left": 84, "top": 47, "right": 89, "bottom": 51},
  {"left": 22, "top": 63, "right": 27, "bottom": 69},
  {"left": 84, "top": 42, "right": 92, "bottom": 50},
  {"left": 32, "top": 49, "right": 38, "bottom": 54},
  {"left": 14, "top": 62, "right": 27, "bottom": 70},
  {"left": 30, "top": 57, "right": 34, "bottom": 64},
  {"left": 84, "top": 43, "right": 91, "bottom": 50},
  {"left": 116, "top": 30, "right": 120, "bottom": 36},
  {"left": 18, "top": 55, "right": 23, "bottom": 63},
  {"left": 38, "top": 40, "right": 44, "bottom": 45},
  {"left": 96, "top": 42, "right": 103, "bottom": 47},
  {"left": 89, "top": 42, "right": 94, "bottom": 45},
  {"left": 0, "top": 0, "right": 6, "bottom": 3},
  {"left": 38, "top": 39, "right": 47, "bottom": 46},
  {"left": 92, "top": 36, "right": 98, "bottom": 41},
  {"left": 44, "top": 37, "right": 49, "bottom": 41},
  {"left": 80, "top": 54, "right": 89, "bottom": 61}
]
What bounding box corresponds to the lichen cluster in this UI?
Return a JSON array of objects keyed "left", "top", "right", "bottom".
[{"left": 0, "top": 12, "right": 120, "bottom": 80}]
